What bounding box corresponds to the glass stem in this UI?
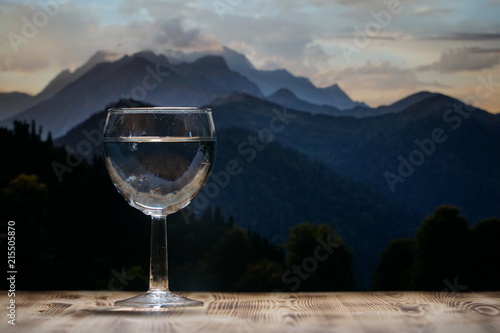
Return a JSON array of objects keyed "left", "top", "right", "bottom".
[{"left": 149, "top": 215, "right": 169, "bottom": 292}]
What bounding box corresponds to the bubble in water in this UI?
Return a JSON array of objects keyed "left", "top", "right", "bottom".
[{"left": 130, "top": 142, "right": 138, "bottom": 151}]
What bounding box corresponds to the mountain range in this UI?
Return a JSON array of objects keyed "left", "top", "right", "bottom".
[
  {"left": 2, "top": 48, "right": 500, "bottom": 289},
  {"left": 3, "top": 48, "right": 396, "bottom": 137}
]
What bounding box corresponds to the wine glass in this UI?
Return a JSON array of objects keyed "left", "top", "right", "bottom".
[{"left": 102, "top": 107, "right": 216, "bottom": 308}]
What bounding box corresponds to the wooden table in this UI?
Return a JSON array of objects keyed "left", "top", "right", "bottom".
[{"left": 2, "top": 291, "right": 499, "bottom": 332}]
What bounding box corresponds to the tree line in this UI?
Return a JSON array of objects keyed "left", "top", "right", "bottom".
[{"left": 373, "top": 205, "right": 500, "bottom": 291}]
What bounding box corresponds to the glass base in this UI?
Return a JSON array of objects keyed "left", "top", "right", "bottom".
[{"left": 114, "top": 291, "right": 204, "bottom": 308}]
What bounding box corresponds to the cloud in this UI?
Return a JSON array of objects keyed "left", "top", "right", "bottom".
[
  {"left": 151, "top": 17, "right": 221, "bottom": 52},
  {"left": 467, "top": 47, "right": 500, "bottom": 54},
  {"left": 406, "top": 6, "right": 452, "bottom": 17},
  {"left": 417, "top": 47, "right": 500, "bottom": 72},
  {"left": 205, "top": 11, "right": 318, "bottom": 74},
  {"left": 427, "top": 33, "right": 500, "bottom": 41},
  {"left": 304, "top": 44, "right": 332, "bottom": 70},
  {"left": 0, "top": 1, "right": 100, "bottom": 71},
  {"left": 0, "top": 57, "right": 49, "bottom": 72},
  {"left": 317, "top": 61, "right": 423, "bottom": 90},
  {"left": 332, "top": 0, "right": 390, "bottom": 10},
  {"left": 118, "top": 0, "right": 198, "bottom": 16}
]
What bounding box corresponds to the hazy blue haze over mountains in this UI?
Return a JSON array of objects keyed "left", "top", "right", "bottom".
[{"left": 2, "top": 49, "right": 499, "bottom": 289}]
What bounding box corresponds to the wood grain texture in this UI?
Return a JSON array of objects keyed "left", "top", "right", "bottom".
[{"left": 1, "top": 291, "right": 499, "bottom": 333}]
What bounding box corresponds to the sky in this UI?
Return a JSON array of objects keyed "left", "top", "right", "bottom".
[{"left": 1, "top": 0, "right": 500, "bottom": 112}]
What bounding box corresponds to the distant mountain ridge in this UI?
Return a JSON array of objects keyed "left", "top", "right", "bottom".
[
  {"left": 266, "top": 89, "right": 443, "bottom": 118},
  {"left": 0, "top": 51, "right": 122, "bottom": 121},
  {"left": 1, "top": 48, "right": 473, "bottom": 138},
  {"left": 1, "top": 50, "right": 263, "bottom": 138},
  {"left": 0, "top": 92, "right": 36, "bottom": 121},
  {"left": 40, "top": 51, "right": 124, "bottom": 100},
  {"left": 267, "top": 88, "right": 343, "bottom": 116},
  {"left": 0, "top": 48, "right": 366, "bottom": 131},
  {"left": 220, "top": 47, "right": 367, "bottom": 110}
]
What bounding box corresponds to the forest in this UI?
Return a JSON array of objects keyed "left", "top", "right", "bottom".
[{"left": 1, "top": 121, "right": 499, "bottom": 292}]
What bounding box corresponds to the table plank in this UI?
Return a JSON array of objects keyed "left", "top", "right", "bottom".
[{"left": 1, "top": 291, "right": 499, "bottom": 333}]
